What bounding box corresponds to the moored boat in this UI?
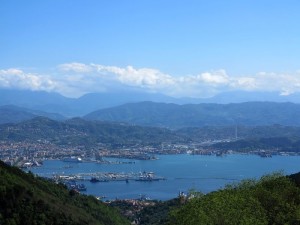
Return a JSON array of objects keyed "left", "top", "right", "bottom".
[{"left": 62, "top": 157, "right": 82, "bottom": 163}]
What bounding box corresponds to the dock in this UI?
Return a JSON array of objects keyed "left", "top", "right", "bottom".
[{"left": 53, "top": 171, "right": 166, "bottom": 183}]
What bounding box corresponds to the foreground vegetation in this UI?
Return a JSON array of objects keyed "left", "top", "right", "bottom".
[
  {"left": 166, "top": 172, "right": 300, "bottom": 225},
  {"left": 110, "top": 172, "right": 300, "bottom": 225},
  {"left": 0, "top": 160, "right": 129, "bottom": 225},
  {"left": 1, "top": 158, "right": 300, "bottom": 225}
]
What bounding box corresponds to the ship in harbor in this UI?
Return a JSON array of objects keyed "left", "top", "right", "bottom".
[
  {"left": 62, "top": 157, "right": 82, "bottom": 163},
  {"left": 135, "top": 171, "right": 161, "bottom": 182},
  {"left": 90, "top": 177, "right": 109, "bottom": 183}
]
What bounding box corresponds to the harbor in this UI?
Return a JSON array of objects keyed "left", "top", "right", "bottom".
[
  {"left": 29, "top": 155, "right": 300, "bottom": 200},
  {"left": 53, "top": 171, "right": 166, "bottom": 183},
  {"left": 55, "top": 171, "right": 166, "bottom": 195}
]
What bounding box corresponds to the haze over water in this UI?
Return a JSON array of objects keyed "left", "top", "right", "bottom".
[{"left": 30, "top": 154, "right": 300, "bottom": 200}]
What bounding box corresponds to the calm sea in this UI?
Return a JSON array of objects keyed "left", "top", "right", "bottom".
[{"left": 29, "top": 154, "right": 300, "bottom": 200}]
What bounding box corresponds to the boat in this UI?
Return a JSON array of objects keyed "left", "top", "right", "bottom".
[
  {"left": 135, "top": 171, "right": 160, "bottom": 182},
  {"left": 90, "top": 177, "right": 109, "bottom": 183},
  {"left": 62, "top": 157, "right": 82, "bottom": 163},
  {"left": 135, "top": 177, "right": 160, "bottom": 182},
  {"left": 259, "top": 152, "right": 272, "bottom": 158}
]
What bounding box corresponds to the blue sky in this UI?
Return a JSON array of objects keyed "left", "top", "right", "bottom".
[{"left": 1, "top": 1, "right": 300, "bottom": 97}]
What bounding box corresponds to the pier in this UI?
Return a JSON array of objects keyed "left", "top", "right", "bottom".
[{"left": 53, "top": 171, "right": 166, "bottom": 183}]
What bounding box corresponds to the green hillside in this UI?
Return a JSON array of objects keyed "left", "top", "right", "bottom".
[
  {"left": 0, "top": 160, "right": 129, "bottom": 225},
  {"left": 169, "top": 173, "right": 300, "bottom": 225},
  {"left": 0, "top": 117, "right": 187, "bottom": 147},
  {"left": 1, "top": 157, "right": 300, "bottom": 225},
  {"left": 136, "top": 173, "right": 300, "bottom": 225}
]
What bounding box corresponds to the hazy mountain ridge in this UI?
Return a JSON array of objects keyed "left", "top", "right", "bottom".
[
  {"left": 177, "top": 125, "right": 300, "bottom": 141},
  {"left": 0, "top": 89, "right": 181, "bottom": 117},
  {"left": 85, "top": 101, "right": 300, "bottom": 128},
  {"left": 0, "top": 105, "right": 65, "bottom": 124},
  {"left": 1, "top": 89, "right": 300, "bottom": 117}
]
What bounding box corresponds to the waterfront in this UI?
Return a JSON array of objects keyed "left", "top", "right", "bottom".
[{"left": 29, "top": 154, "right": 300, "bottom": 200}]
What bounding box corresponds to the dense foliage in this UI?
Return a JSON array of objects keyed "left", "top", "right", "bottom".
[
  {"left": 0, "top": 161, "right": 129, "bottom": 225},
  {"left": 137, "top": 199, "right": 181, "bottom": 225},
  {"left": 1, "top": 159, "right": 300, "bottom": 225},
  {"left": 168, "top": 173, "right": 300, "bottom": 225}
]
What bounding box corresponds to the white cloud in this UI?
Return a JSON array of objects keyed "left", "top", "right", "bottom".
[
  {"left": 0, "top": 68, "right": 23, "bottom": 75},
  {"left": 0, "top": 68, "right": 57, "bottom": 91},
  {"left": 231, "top": 77, "right": 257, "bottom": 90},
  {"left": 93, "top": 65, "right": 175, "bottom": 87},
  {"left": 198, "top": 70, "right": 229, "bottom": 85},
  {"left": 2, "top": 63, "right": 300, "bottom": 98},
  {"left": 252, "top": 72, "right": 300, "bottom": 95},
  {"left": 58, "top": 62, "right": 94, "bottom": 73}
]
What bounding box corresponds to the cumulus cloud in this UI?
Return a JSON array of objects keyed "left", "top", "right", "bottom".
[
  {"left": 252, "top": 72, "right": 300, "bottom": 95},
  {"left": 1, "top": 63, "right": 300, "bottom": 98},
  {"left": 0, "top": 68, "right": 57, "bottom": 91},
  {"left": 93, "top": 65, "right": 175, "bottom": 87},
  {"left": 198, "top": 70, "right": 229, "bottom": 85},
  {"left": 231, "top": 77, "right": 257, "bottom": 90},
  {"left": 58, "top": 62, "right": 94, "bottom": 73}
]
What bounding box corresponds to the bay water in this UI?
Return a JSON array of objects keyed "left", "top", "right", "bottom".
[{"left": 29, "top": 154, "right": 300, "bottom": 200}]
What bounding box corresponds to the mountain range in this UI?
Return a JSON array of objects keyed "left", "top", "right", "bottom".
[
  {"left": 2, "top": 89, "right": 300, "bottom": 117},
  {"left": 0, "top": 89, "right": 180, "bottom": 117},
  {"left": 85, "top": 101, "right": 300, "bottom": 128},
  {"left": 0, "top": 105, "right": 65, "bottom": 124}
]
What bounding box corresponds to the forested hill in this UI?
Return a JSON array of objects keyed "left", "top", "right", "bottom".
[
  {"left": 0, "top": 117, "right": 187, "bottom": 146},
  {"left": 0, "top": 160, "right": 129, "bottom": 225},
  {"left": 166, "top": 172, "right": 300, "bottom": 225},
  {"left": 84, "top": 101, "right": 300, "bottom": 128},
  {"left": 3, "top": 117, "right": 300, "bottom": 151}
]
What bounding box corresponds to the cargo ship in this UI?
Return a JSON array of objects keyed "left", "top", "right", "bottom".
[{"left": 135, "top": 171, "right": 161, "bottom": 182}]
